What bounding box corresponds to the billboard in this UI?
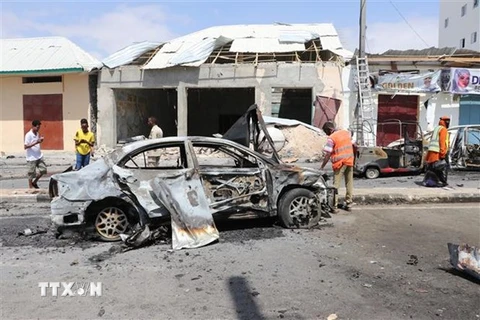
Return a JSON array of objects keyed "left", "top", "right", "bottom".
[
  {"left": 440, "top": 68, "right": 480, "bottom": 94},
  {"left": 375, "top": 70, "right": 441, "bottom": 93}
]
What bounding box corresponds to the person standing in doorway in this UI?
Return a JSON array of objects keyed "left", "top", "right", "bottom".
[
  {"left": 147, "top": 116, "right": 163, "bottom": 167},
  {"left": 24, "top": 120, "right": 47, "bottom": 189},
  {"left": 74, "top": 118, "right": 95, "bottom": 170},
  {"left": 320, "top": 121, "right": 355, "bottom": 213},
  {"left": 147, "top": 116, "right": 163, "bottom": 139}
]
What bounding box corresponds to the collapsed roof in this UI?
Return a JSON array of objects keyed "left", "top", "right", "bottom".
[{"left": 102, "top": 23, "right": 353, "bottom": 69}]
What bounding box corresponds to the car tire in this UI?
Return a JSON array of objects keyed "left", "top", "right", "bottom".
[
  {"left": 365, "top": 167, "right": 380, "bottom": 179},
  {"left": 278, "top": 188, "right": 319, "bottom": 228},
  {"left": 93, "top": 206, "right": 132, "bottom": 242}
]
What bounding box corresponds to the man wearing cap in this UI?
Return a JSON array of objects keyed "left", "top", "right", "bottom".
[
  {"left": 24, "top": 120, "right": 47, "bottom": 189},
  {"left": 424, "top": 116, "right": 450, "bottom": 187},
  {"left": 320, "top": 121, "right": 355, "bottom": 213}
]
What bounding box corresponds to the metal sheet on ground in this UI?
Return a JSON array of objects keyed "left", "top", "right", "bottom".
[{"left": 151, "top": 170, "right": 219, "bottom": 250}]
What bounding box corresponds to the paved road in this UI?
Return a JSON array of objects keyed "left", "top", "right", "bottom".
[
  {"left": 1, "top": 204, "right": 479, "bottom": 320},
  {"left": 1, "top": 166, "right": 479, "bottom": 190}
]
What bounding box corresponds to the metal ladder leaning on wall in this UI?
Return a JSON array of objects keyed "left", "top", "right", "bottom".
[{"left": 355, "top": 56, "right": 376, "bottom": 146}]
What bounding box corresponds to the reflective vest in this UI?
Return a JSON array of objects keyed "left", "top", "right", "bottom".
[
  {"left": 330, "top": 130, "right": 354, "bottom": 170},
  {"left": 428, "top": 125, "right": 449, "bottom": 153}
]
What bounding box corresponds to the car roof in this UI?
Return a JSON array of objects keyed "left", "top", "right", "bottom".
[
  {"left": 120, "top": 136, "right": 248, "bottom": 153},
  {"left": 117, "top": 136, "right": 276, "bottom": 165}
]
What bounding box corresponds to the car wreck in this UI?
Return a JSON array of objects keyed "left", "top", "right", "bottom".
[
  {"left": 447, "top": 125, "right": 480, "bottom": 170},
  {"left": 49, "top": 105, "right": 336, "bottom": 250},
  {"left": 354, "top": 120, "right": 425, "bottom": 179}
]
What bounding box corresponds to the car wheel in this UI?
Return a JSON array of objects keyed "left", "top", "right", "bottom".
[
  {"left": 365, "top": 167, "right": 380, "bottom": 179},
  {"left": 94, "top": 206, "right": 130, "bottom": 241},
  {"left": 278, "top": 189, "right": 319, "bottom": 228}
]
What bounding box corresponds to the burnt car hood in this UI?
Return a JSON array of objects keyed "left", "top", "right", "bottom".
[{"left": 222, "top": 104, "right": 281, "bottom": 164}]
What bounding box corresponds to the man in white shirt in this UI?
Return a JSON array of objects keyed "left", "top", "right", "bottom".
[
  {"left": 147, "top": 116, "right": 163, "bottom": 167},
  {"left": 147, "top": 116, "right": 163, "bottom": 139},
  {"left": 24, "top": 120, "right": 47, "bottom": 189}
]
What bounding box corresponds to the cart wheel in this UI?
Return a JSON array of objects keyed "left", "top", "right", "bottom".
[{"left": 365, "top": 167, "right": 380, "bottom": 179}]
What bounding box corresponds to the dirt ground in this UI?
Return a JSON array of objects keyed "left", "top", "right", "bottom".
[{"left": 1, "top": 203, "right": 479, "bottom": 320}]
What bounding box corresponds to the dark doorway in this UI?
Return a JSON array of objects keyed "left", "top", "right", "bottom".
[
  {"left": 23, "top": 94, "right": 63, "bottom": 150},
  {"left": 275, "top": 88, "right": 312, "bottom": 124},
  {"left": 114, "top": 88, "right": 177, "bottom": 142},
  {"left": 187, "top": 88, "right": 255, "bottom": 136}
]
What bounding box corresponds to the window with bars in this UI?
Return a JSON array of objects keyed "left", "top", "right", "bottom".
[
  {"left": 472, "top": 32, "right": 478, "bottom": 43},
  {"left": 460, "top": 38, "right": 466, "bottom": 48}
]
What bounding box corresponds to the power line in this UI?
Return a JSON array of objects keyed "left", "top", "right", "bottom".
[{"left": 389, "top": 0, "right": 430, "bottom": 47}]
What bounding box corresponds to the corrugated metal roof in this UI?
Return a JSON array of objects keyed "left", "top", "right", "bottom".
[
  {"left": 143, "top": 23, "right": 352, "bottom": 70},
  {"left": 102, "top": 41, "right": 162, "bottom": 68},
  {"left": 230, "top": 38, "right": 306, "bottom": 53},
  {"left": 373, "top": 47, "right": 480, "bottom": 57},
  {"left": 0, "top": 37, "right": 102, "bottom": 74}
]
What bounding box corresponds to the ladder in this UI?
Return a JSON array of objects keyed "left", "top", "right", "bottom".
[{"left": 354, "top": 56, "right": 376, "bottom": 147}]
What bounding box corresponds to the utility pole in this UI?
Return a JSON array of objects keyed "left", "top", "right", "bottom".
[
  {"left": 356, "top": 0, "right": 367, "bottom": 146},
  {"left": 359, "top": 0, "right": 366, "bottom": 59}
]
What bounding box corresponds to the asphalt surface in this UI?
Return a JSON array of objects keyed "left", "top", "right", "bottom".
[
  {"left": 1, "top": 165, "right": 479, "bottom": 190},
  {"left": 1, "top": 204, "right": 479, "bottom": 320}
]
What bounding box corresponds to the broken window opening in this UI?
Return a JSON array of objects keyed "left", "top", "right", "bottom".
[
  {"left": 193, "top": 144, "right": 258, "bottom": 169},
  {"left": 123, "top": 145, "right": 187, "bottom": 170}
]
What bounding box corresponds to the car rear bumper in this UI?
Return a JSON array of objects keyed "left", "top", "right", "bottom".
[{"left": 50, "top": 197, "right": 91, "bottom": 226}]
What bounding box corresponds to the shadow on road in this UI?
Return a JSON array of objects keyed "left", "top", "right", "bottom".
[
  {"left": 227, "top": 276, "right": 265, "bottom": 320},
  {"left": 438, "top": 267, "right": 480, "bottom": 285}
]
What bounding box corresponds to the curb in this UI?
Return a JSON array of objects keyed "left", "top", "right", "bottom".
[
  {"left": 352, "top": 193, "right": 480, "bottom": 205},
  {"left": 1, "top": 191, "right": 479, "bottom": 206}
]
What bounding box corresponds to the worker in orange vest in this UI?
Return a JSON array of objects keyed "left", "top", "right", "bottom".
[
  {"left": 423, "top": 116, "right": 450, "bottom": 187},
  {"left": 320, "top": 121, "right": 355, "bottom": 213}
]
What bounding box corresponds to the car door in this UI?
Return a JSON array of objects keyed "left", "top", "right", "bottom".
[
  {"left": 117, "top": 141, "right": 191, "bottom": 218},
  {"left": 189, "top": 140, "right": 271, "bottom": 215},
  {"left": 116, "top": 140, "right": 219, "bottom": 250}
]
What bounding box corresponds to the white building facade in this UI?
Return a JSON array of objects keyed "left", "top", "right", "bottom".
[{"left": 439, "top": 0, "right": 480, "bottom": 51}]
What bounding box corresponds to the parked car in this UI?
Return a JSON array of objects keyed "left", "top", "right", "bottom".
[
  {"left": 354, "top": 120, "right": 425, "bottom": 179},
  {"left": 49, "top": 105, "right": 336, "bottom": 249}
]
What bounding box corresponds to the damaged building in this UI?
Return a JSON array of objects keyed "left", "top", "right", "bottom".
[
  {"left": 347, "top": 47, "right": 480, "bottom": 143},
  {"left": 94, "top": 23, "right": 353, "bottom": 148}
]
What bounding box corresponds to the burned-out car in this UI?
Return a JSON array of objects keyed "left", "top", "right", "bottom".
[
  {"left": 354, "top": 120, "right": 425, "bottom": 179},
  {"left": 446, "top": 125, "right": 480, "bottom": 170},
  {"left": 49, "top": 105, "right": 335, "bottom": 249}
]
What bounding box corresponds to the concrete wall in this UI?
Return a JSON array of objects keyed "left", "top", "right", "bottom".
[
  {"left": 97, "top": 62, "right": 345, "bottom": 148},
  {"left": 0, "top": 73, "right": 91, "bottom": 153},
  {"left": 439, "top": 0, "right": 480, "bottom": 50}
]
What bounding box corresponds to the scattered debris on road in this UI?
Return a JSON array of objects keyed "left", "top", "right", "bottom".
[
  {"left": 447, "top": 243, "right": 480, "bottom": 281},
  {"left": 327, "top": 314, "right": 338, "bottom": 320},
  {"left": 18, "top": 228, "right": 48, "bottom": 237},
  {"left": 407, "top": 254, "right": 419, "bottom": 266}
]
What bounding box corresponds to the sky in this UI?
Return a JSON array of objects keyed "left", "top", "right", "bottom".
[{"left": 1, "top": 0, "right": 441, "bottom": 60}]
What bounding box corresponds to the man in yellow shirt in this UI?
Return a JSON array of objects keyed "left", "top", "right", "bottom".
[{"left": 74, "top": 118, "right": 95, "bottom": 170}]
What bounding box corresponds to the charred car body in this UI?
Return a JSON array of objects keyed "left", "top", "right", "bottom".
[
  {"left": 354, "top": 120, "right": 425, "bottom": 179},
  {"left": 446, "top": 125, "right": 480, "bottom": 170},
  {"left": 49, "top": 105, "right": 335, "bottom": 249}
]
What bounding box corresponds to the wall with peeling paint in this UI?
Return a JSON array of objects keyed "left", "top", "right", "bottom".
[{"left": 96, "top": 62, "right": 344, "bottom": 148}]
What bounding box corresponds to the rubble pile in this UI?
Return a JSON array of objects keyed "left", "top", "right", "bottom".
[{"left": 274, "top": 125, "right": 327, "bottom": 161}]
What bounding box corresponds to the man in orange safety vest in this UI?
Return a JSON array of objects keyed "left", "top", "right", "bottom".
[{"left": 320, "top": 121, "right": 355, "bottom": 213}]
